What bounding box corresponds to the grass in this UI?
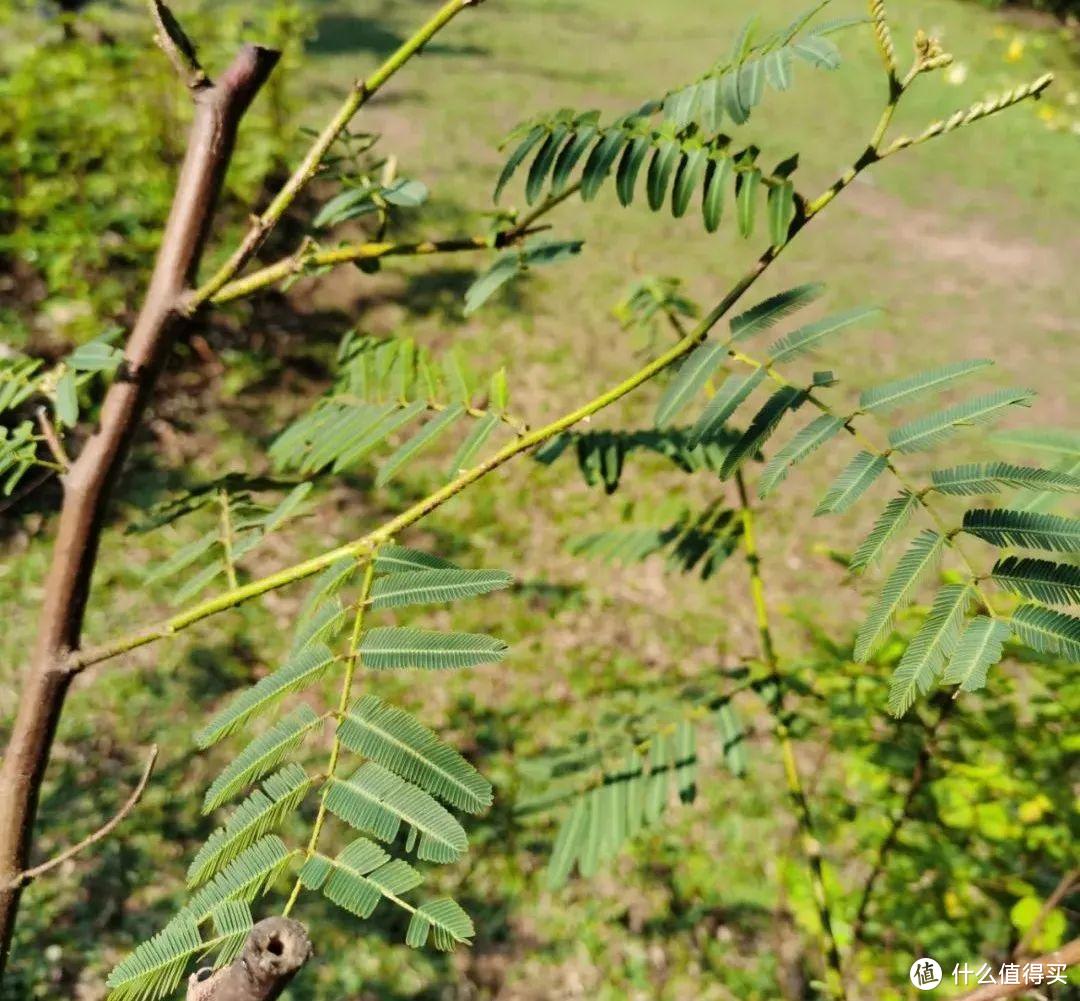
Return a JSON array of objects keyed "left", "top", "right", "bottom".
[{"left": 1, "top": 1, "right": 1078, "bottom": 998}]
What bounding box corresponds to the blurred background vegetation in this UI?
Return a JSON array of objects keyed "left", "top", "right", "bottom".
[{"left": 1, "top": 0, "right": 1077, "bottom": 998}]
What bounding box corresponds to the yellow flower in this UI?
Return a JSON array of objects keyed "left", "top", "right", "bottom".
[{"left": 1005, "top": 36, "right": 1025, "bottom": 63}]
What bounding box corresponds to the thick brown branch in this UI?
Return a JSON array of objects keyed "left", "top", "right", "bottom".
[
  {"left": 952, "top": 937, "right": 1080, "bottom": 1001},
  {"left": 6, "top": 746, "right": 157, "bottom": 890},
  {"left": 186, "top": 919, "right": 311, "bottom": 1001},
  {"left": 0, "top": 43, "right": 279, "bottom": 975}
]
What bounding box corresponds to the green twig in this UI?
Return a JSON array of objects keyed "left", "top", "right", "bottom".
[
  {"left": 734, "top": 472, "right": 847, "bottom": 1000},
  {"left": 188, "top": 0, "right": 480, "bottom": 309},
  {"left": 282, "top": 555, "right": 377, "bottom": 917}
]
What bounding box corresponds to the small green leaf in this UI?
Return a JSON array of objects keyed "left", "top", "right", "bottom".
[
  {"left": 736, "top": 167, "right": 761, "bottom": 237},
  {"left": 55, "top": 370, "right": 78, "bottom": 427}
]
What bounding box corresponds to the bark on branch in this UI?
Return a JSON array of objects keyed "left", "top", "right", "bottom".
[
  {"left": 186, "top": 919, "right": 311, "bottom": 1001},
  {"left": 0, "top": 42, "right": 279, "bottom": 975}
]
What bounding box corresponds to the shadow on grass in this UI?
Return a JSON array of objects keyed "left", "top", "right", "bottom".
[{"left": 307, "top": 13, "right": 486, "bottom": 60}]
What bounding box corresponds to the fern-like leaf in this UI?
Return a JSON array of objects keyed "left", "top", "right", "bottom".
[
  {"left": 855, "top": 530, "right": 944, "bottom": 662},
  {"left": 339, "top": 695, "right": 492, "bottom": 813},
  {"left": 930, "top": 463, "right": 1080, "bottom": 496},
  {"left": 815, "top": 450, "right": 887, "bottom": 516},
  {"left": 858, "top": 359, "right": 993, "bottom": 413},
  {"left": 1011, "top": 603, "right": 1080, "bottom": 660},
  {"left": 758, "top": 413, "right": 845, "bottom": 497},
  {"left": 375, "top": 546, "right": 458, "bottom": 573},
  {"left": 849, "top": 492, "right": 919, "bottom": 571},
  {"left": 105, "top": 915, "right": 202, "bottom": 1001},
  {"left": 188, "top": 765, "right": 311, "bottom": 888},
  {"left": 991, "top": 556, "right": 1080, "bottom": 606},
  {"left": 688, "top": 368, "right": 766, "bottom": 447},
  {"left": 203, "top": 707, "right": 322, "bottom": 813},
  {"left": 942, "top": 615, "right": 1010, "bottom": 692},
  {"left": 887, "top": 584, "right": 971, "bottom": 716},
  {"left": 360, "top": 626, "right": 508, "bottom": 670},
  {"left": 405, "top": 898, "right": 475, "bottom": 951},
  {"left": 961, "top": 509, "right": 1080, "bottom": 553},
  {"left": 299, "top": 837, "right": 423, "bottom": 919},
  {"left": 181, "top": 837, "right": 294, "bottom": 923},
  {"left": 767, "top": 305, "right": 878, "bottom": 361},
  {"left": 324, "top": 762, "right": 468, "bottom": 863},
  {"left": 195, "top": 644, "right": 337, "bottom": 748},
  {"left": 721, "top": 384, "right": 806, "bottom": 478},
  {"left": 368, "top": 569, "right": 513, "bottom": 609},
  {"left": 376, "top": 405, "right": 465, "bottom": 487},
  {"left": 728, "top": 282, "right": 825, "bottom": 341},
  {"left": 654, "top": 341, "right": 729, "bottom": 428},
  {"left": 888, "top": 389, "right": 1035, "bottom": 453}
]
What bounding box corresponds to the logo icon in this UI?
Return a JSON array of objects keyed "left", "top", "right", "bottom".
[{"left": 910, "top": 958, "right": 943, "bottom": 990}]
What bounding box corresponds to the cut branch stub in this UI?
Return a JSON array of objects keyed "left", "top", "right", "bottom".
[{"left": 186, "top": 918, "right": 312, "bottom": 1001}]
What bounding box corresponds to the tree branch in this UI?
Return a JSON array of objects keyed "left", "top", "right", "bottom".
[
  {"left": 67, "top": 60, "right": 1052, "bottom": 678},
  {"left": 35, "top": 405, "right": 70, "bottom": 473},
  {"left": 188, "top": 0, "right": 480, "bottom": 310},
  {"left": 734, "top": 472, "right": 847, "bottom": 1000},
  {"left": 211, "top": 235, "right": 492, "bottom": 305},
  {"left": 186, "top": 918, "right": 311, "bottom": 1001},
  {"left": 0, "top": 42, "right": 280, "bottom": 974},
  {"left": 6, "top": 746, "right": 157, "bottom": 891},
  {"left": 147, "top": 0, "right": 208, "bottom": 92}
]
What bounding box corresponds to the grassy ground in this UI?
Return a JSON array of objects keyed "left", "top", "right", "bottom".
[{"left": 1, "top": 1, "right": 1078, "bottom": 998}]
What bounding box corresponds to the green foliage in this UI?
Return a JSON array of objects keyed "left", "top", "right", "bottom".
[
  {"left": 849, "top": 492, "right": 919, "bottom": 571},
  {"left": 990, "top": 556, "right": 1080, "bottom": 605},
  {"left": 367, "top": 568, "right": 513, "bottom": 609},
  {"left": 766, "top": 305, "right": 878, "bottom": 362},
  {"left": 404, "top": 899, "right": 475, "bottom": 952},
  {"left": 202, "top": 706, "right": 322, "bottom": 813},
  {"left": 338, "top": 695, "right": 492, "bottom": 813},
  {"left": 961, "top": 508, "right": 1080, "bottom": 552},
  {"left": 105, "top": 902, "right": 253, "bottom": 1001},
  {"left": 324, "top": 762, "right": 468, "bottom": 864},
  {"left": 858, "top": 359, "right": 993, "bottom": 413},
  {"left": 940, "top": 615, "right": 1011, "bottom": 691},
  {"left": 929, "top": 462, "right": 1080, "bottom": 496},
  {"left": 855, "top": 531, "right": 945, "bottom": 663},
  {"left": 0, "top": 6, "right": 304, "bottom": 344},
  {"left": 298, "top": 838, "right": 422, "bottom": 919},
  {"left": 194, "top": 643, "right": 337, "bottom": 748},
  {"left": 187, "top": 764, "right": 311, "bottom": 887},
  {"left": 729, "top": 281, "right": 825, "bottom": 340},
  {"left": 269, "top": 332, "right": 522, "bottom": 482},
  {"left": 758, "top": 413, "right": 845, "bottom": 497},
  {"left": 358, "top": 627, "right": 508, "bottom": 670},
  {"left": 111, "top": 543, "right": 508, "bottom": 995},
  {"left": 464, "top": 238, "right": 584, "bottom": 315},
  {"left": 816, "top": 451, "right": 888, "bottom": 515},
  {"left": 887, "top": 388, "right": 1035, "bottom": 453},
  {"left": 887, "top": 584, "right": 972, "bottom": 716},
  {"left": 569, "top": 505, "right": 743, "bottom": 580},
  {"left": 492, "top": 7, "right": 859, "bottom": 246},
  {"left": 1010, "top": 603, "right": 1080, "bottom": 660},
  {"left": 21, "top": 3, "right": 1073, "bottom": 997}
]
